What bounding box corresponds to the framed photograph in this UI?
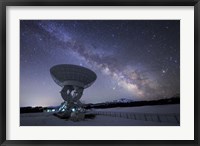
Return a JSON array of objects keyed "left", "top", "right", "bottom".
[{"left": 0, "top": 0, "right": 199, "bottom": 145}]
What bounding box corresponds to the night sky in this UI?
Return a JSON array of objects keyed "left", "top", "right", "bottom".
[{"left": 20, "top": 20, "right": 180, "bottom": 107}]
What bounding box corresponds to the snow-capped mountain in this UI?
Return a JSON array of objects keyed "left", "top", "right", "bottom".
[{"left": 109, "top": 98, "right": 134, "bottom": 103}]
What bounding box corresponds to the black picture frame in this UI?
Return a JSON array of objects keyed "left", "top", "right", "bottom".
[{"left": 0, "top": 0, "right": 199, "bottom": 145}]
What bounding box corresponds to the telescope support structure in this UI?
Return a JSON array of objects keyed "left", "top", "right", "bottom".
[{"left": 56, "top": 85, "right": 85, "bottom": 121}]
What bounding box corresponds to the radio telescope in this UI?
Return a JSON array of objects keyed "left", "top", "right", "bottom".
[{"left": 50, "top": 64, "right": 97, "bottom": 121}]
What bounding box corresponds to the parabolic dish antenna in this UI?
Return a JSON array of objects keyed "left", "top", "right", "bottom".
[
  {"left": 50, "top": 64, "right": 97, "bottom": 121},
  {"left": 50, "top": 64, "right": 97, "bottom": 88}
]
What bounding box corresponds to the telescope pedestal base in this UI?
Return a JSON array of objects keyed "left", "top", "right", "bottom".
[{"left": 54, "top": 111, "right": 85, "bottom": 121}]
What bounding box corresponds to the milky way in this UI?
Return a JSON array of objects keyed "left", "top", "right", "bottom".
[{"left": 20, "top": 20, "right": 180, "bottom": 106}]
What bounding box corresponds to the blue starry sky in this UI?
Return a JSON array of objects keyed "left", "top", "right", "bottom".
[{"left": 20, "top": 20, "right": 180, "bottom": 107}]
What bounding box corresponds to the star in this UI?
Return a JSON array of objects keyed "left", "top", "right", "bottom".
[
  {"left": 152, "top": 34, "right": 156, "bottom": 39},
  {"left": 162, "top": 69, "right": 166, "bottom": 74}
]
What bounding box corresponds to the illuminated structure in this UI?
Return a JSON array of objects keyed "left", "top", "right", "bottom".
[{"left": 50, "top": 64, "right": 97, "bottom": 121}]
